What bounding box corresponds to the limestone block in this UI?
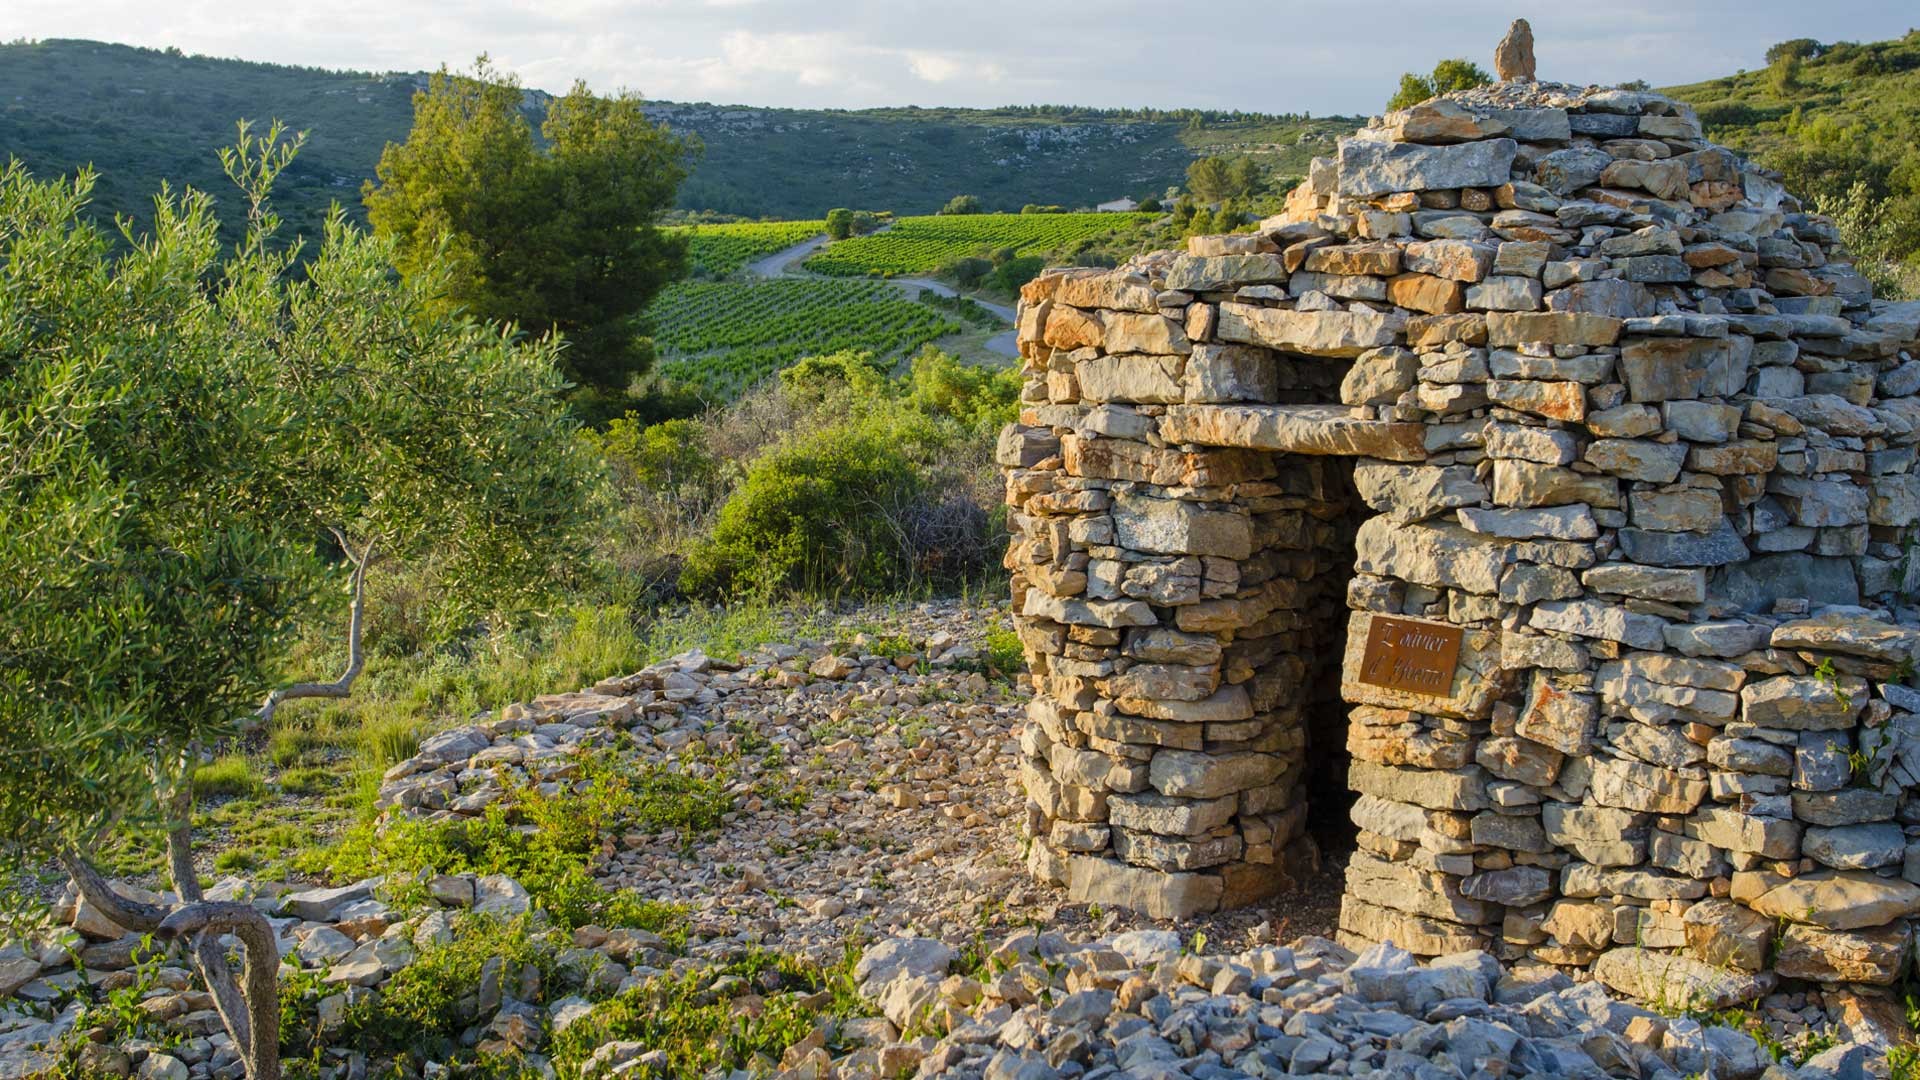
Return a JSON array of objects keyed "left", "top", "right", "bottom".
[
  {"left": 1053, "top": 270, "right": 1159, "bottom": 312},
  {"left": 1354, "top": 463, "right": 1486, "bottom": 524},
  {"left": 1044, "top": 305, "right": 1104, "bottom": 350},
  {"left": 1491, "top": 460, "right": 1620, "bottom": 508},
  {"left": 1147, "top": 749, "right": 1280, "bottom": 799},
  {"left": 1340, "top": 346, "right": 1421, "bottom": 406},
  {"left": 1215, "top": 302, "right": 1398, "bottom": 358},
  {"left": 1590, "top": 947, "right": 1774, "bottom": 1009},
  {"left": 1770, "top": 612, "right": 1920, "bottom": 664},
  {"left": 1587, "top": 755, "right": 1707, "bottom": 815},
  {"left": 1689, "top": 806, "right": 1801, "bottom": 859},
  {"left": 1486, "top": 379, "right": 1584, "bottom": 421},
  {"left": 1182, "top": 344, "right": 1280, "bottom": 404},
  {"left": 1076, "top": 353, "right": 1184, "bottom": 403},
  {"left": 1111, "top": 491, "right": 1251, "bottom": 559},
  {"left": 1164, "top": 254, "right": 1290, "bottom": 293},
  {"left": 1516, "top": 673, "right": 1597, "bottom": 756},
  {"left": 1584, "top": 438, "right": 1687, "bottom": 483},
  {"left": 1160, "top": 404, "right": 1426, "bottom": 461},
  {"left": 1063, "top": 855, "right": 1222, "bottom": 919},
  {"left": 1404, "top": 239, "right": 1494, "bottom": 282},
  {"left": 1619, "top": 337, "right": 1742, "bottom": 402},
  {"left": 1348, "top": 760, "right": 1490, "bottom": 812},
  {"left": 1803, "top": 824, "right": 1907, "bottom": 871},
  {"left": 1460, "top": 866, "right": 1554, "bottom": 907},
  {"left": 1581, "top": 564, "right": 1706, "bottom": 603},
  {"left": 1344, "top": 851, "right": 1492, "bottom": 923},
  {"left": 1101, "top": 311, "right": 1188, "bottom": 355},
  {"left": 1749, "top": 871, "right": 1920, "bottom": 931},
  {"left": 1682, "top": 899, "right": 1772, "bottom": 972},
  {"left": 1107, "top": 792, "right": 1238, "bottom": 836},
  {"left": 1529, "top": 598, "right": 1666, "bottom": 649},
  {"left": 1739, "top": 675, "right": 1866, "bottom": 731},
  {"left": 1774, "top": 923, "right": 1911, "bottom": 986},
  {"left": 1338, "top": 137, "right": 1519, "bottom": 198},
  {"left": 1114, "top": 685, "right": 1252, "bottom": 725},
  {"left": 1339, "top": 895, "right": 1489, "bottom": 957}
]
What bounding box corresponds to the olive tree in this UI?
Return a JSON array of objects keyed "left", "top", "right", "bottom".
[{"left": 0, "top": 126, "right": 602, "bottom": 1080}]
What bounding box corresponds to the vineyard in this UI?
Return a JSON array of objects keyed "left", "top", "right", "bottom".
[
  {"left": 672, "top": 220, "right": 828, "bottom": 277},
  {"left": 649, "top": 279, "right": 963, "bottom": 398},
  {"left": 803, "top": 213, "right": 1159, "bottom": 277}
]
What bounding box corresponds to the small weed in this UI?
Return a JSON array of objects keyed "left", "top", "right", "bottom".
[
  {"left": 192, "top": 755, "right": 261, "bottom": 799},
  {"left": 356, "top": 717, "right": 420, "bottom": 772},
  {"left": 1811, "top": 657, "right": 1853, "bottom": 709},
  {"left": 548, "top": 950, "right": 863, "bottom": 1079}
]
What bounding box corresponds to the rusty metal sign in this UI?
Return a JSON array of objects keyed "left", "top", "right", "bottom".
[{"left": 1356, "top": 616, "right": 1464, "bottom": 696}]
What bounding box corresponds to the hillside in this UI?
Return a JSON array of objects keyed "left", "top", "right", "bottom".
[
  {"left": 1662, "top": 29, "right": 1920, "bottom": 288},
  {"left": 1661, "top": 29, "right": 1920, "bottom": 174},
  {"left": 0, "top": 38, "right": 1355, "bottom": 233}
]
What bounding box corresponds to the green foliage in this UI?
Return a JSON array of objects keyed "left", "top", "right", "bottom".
[
  {"left": 329, "top": 914, "right": 556, "bottom": 1063},
  {"left": 942, "top": 255, "right": 994, "bottom": 289},
  {"left": 940, "top": 193, "right": 983, "bottom": 215},
  {"left": 549, "top": 951, "right": 863, "bottom": 1079},
  {"left": 648, "top": 278, "right": 962, "bottom": 399},
  {"left": 364, "top": 58, "right": 696, "bottom": 394},
  {"left": 0, "top": 129, "right": 598, "bottom": 903},
  {"left": 826, "top": 207, "right": 855, "bottom": 240},
  {"left": 1665, "top": 29, "right": 1920, "bottom": 282},
  {"left": 670, "top": 219, "right": 827, "bottom": 277},
  {"left": 902, "top": 349, "right": 1023, "bottom": 433},
  {"left": 1, "top": 40, "right": 1363, "bottom": 229},
  {"left": 1185, "top": 156, "right": 1263, "bottom": 203},
  {"left": 1768, "top": 54, "right": 1803, "bottom": 95},
  {"left": 1766, "top": 39, "right": 1828, "bottom": 65},
  {"left": 680, "top": 350, "right": 1013, "bottom": 597},
  {"left": 1021, "top": 204, "right": 1065, "bottom": 214},
  {"left": 306, "top": 749, "right": 712, "bottom": 930},
  {"left": 596, "top": 417, "right": 720, "bottom": 494},
  {"left": 1386, "top": 59, "right": 1493, "bottom": 111},
  {"left": 804, "top": 212, "right": 1157, "bottom": 277},
  {"left": 682, "top": 422, "right": 927, "bottom": 597},
  {"left": 192, "top": 755, "right": 261, "bottom": 799}
]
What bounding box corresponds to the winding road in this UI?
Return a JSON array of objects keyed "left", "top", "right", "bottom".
[{"left": 744, "top": 233, "right": 1020, "bottom": 359}]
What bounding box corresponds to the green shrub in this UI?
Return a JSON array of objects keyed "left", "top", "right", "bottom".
[
  {"left": 903, "top": 350, "right": 1020, "bottom": 434},
  {"left": 825, "top": 207, "right": 854, "bottom": 240},
  {"left": 942, "top": 255, "right": 993, "bottom": 289},
  {"left": 681, "top": 422, "right": 927, "bottom": 596},
  {"left": 598, "top": 415, "right": 719, "bottom": 494},
  {"left": 982, "top": 255, "right": 1046, "bottom": 294},
  {"left": 939, "top": 194, "right": 982, "bottom": 215}
]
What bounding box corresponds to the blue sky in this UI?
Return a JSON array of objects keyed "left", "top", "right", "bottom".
[{"left": 7, "top": 1, "right": 1915, "bottom": 114}]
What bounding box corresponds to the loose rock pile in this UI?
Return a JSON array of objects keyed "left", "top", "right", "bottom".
[
  {"left": 373, "top": 604, "right": 1046, "bottom": 954},
  {"left": 846, "top": 930, "right": 1889, "bottom": 1080},
  {"left": 1000, "top": 77, "right": 1920, "bottom": 1017},
  {"left": 0, "top": 870, "right": 564, "bottom": 1080}
]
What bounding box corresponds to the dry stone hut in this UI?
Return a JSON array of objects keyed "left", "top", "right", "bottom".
[{"left": 998, "top": 79, "right": 1920, "bottom": 1003}]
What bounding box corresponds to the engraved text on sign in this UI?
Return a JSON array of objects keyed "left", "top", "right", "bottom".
[{"left": 1356, "top": 616, "right": 1463, "bottom": 695}]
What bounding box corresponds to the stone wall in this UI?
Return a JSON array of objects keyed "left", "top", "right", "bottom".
[{"left": 999, "top": 81, "right": 1920, "bottom": 1002}]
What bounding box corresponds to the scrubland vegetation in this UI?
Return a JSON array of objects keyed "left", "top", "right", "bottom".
[{"left": 1663, "top": 30, "right": 1920, "bottom": 293}]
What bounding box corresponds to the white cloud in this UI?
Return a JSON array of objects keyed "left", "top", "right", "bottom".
[{"left": 8, "top": 0, "right": 1919, "bottom": 114}]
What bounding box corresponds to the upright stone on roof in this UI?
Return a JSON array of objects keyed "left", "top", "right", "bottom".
[{"left": 1495, "top": 19, "right": 1537, "bottom": 84}]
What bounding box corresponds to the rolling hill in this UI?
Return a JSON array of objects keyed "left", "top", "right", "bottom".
[{"left": 0, "top": 38, "right": 1354, "bottom": 236}]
